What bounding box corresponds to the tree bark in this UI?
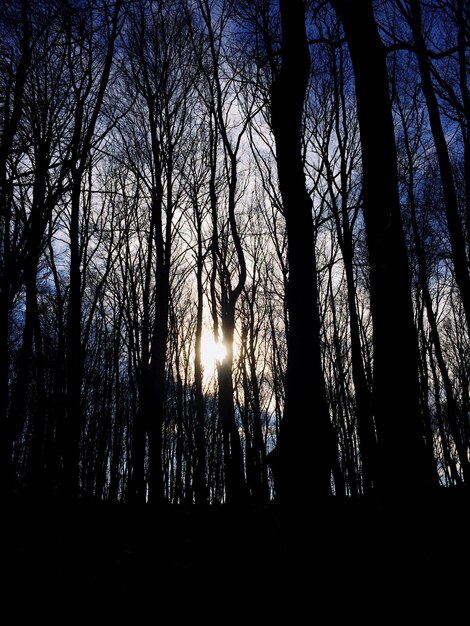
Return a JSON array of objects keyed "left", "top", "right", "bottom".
[
  {"left": 269, "top": 0, "right": 335, "bottom": 502},
  {"left": 330, "top": 0, "right": 437, "bottom": 495}
]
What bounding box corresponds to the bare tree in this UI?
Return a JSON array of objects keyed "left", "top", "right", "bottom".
[
  {"left": 192, "top": 0, "right": 254, "bottom": 503},
  {"left": 0, "top": 0, "right": 32, "bottom": 495},
  {"left": 119, "top": 0, "right": 197, "bottom": 502},
  {"left": 268, "top": 0, "right": 335, "bottom": 502},
  {"left": 392, "top": 0, "right": 470, "bottom": 334},
  {"left": 330, "top": 0, "right": 437, "bottom": 495}
]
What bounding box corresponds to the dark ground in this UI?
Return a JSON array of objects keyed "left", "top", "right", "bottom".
[{"left": 4, "top": 488, "right": 469, "bottom": 620}]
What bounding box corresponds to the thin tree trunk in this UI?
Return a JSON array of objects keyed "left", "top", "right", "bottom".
[
  {"left": 109, "top": 334, "right": 123, "bottom": 502},
  {"left": 146, "top": 265, "right": 170, "bottom": 504},
  {"left": 174, "top": 329, "right": 185, "bottom": 504},
  {"left": 63, "top": 177, "right": 83, "bottom": 499},
  {"left": 25, "top": 301, "right": 47, "bottom": 498},
  {"left": 403, "top": 118, "right": 470, "bottom": 483},
  {"left": 194, "top": 204, "right": 207, "bottom": 505},
  {"left": 217, "top": 302, "right": 246, "bottom": 503},
  {"left": 428, "top": 345, "right": 462, "bottom": 485},
  {"left": 0, "top": 0, "right": 32, "bottom": 496},
  {"left": 247, "top": 322, "right": 270, "bottom": 502},
  {"left": 13, "top": 154, "right": 70, "bottom": 497},
  {"left": 238, "top": 326, "right": 257, "bottom": 499},
  {"left": 407, "top": 0, "right": 470, "bottom": 332},
  {"left": 328, "top": 270, "right": 359, "bottom": 497},
  {"left": 326, "top": 42, "right": 379, "bottom": 491},
  {"left": 129, "top": 219, "right": 153, "bottom": 504}
]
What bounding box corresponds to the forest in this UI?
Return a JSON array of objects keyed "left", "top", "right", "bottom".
[
  {"left": 2, "top": 0, "right": 469, "bottom": 610},
  {"left": 0, "top": 0, "right": 470, "bottom": 600},
  {"left": 1, "top": 0, "right": 469, "bottom": 504}
]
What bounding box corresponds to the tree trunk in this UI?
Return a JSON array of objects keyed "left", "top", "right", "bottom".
[
  {"left": 174, "top": 335, "right": 185, "bottom": 504},
  {"left": 269, "top": 0, "right": 335, "bottom": 502},
  {"left": 454, "top": 0, "right": 470, "bottom": 257},
  {"left": 9, "top": 142, "right": 50, "bottom": 495},
  {"left": 63, "top": 177, "right": 83, "bottom": 499},
  {"left": 428, "top": 346, "right": 462, "bottom": 485},
  {"left": 146, "top": 264, "right": 170, "bottom": 504},
  {"left": 247, "top": 324, "right": 270, "bottom": 502},
  {"left": 328, "top": 270, "right": 359, "bottom": 497},
  {"left": 25, "top": 301, "right": 47, "bottom": 498},
  {"left": 407, "top": 0, "right": 470, "bottom": 333},
  {"left": 330, "top": 0, "right": 437, "bottom": 495},
  {"left": 217, "top": 302, "right": 246, "bottom": 503},
  {"left": 193, "top": 211, "right": 207, "bottom": 505},
  {"left": 343, "top": 244, "right": 378, "bottom": 493},
  {"left": 0, "top": 0, "right": 31, "bottom": 497},
  {"left": 404, "top": 125, "right": 470, "bottom": 483}
]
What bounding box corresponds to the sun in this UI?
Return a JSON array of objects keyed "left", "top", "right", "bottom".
[{"left": 200, "top": 331, "right": 226, "bottom": 376}]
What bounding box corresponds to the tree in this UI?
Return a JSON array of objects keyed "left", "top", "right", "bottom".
[
  {"left": 121, "top": 0, "right": 196, "bottom": 503},
  {"left": 329, "top": 0, "right": 437, "bottom": 495},
  {"left": 396, "top": 93, "right": 470, "bottom": 483},
  {"left": 193, "top": 0, "right": 252, "bottom": 503},
  {"left": 61, "top": 0, "right": 123, "bottom": 498},
  {"left": 396, "top": 0, "right": 470, "bottom": 334},
  {"left": 269, "top": 0, "right": 335, "bottom": 502},
  {"left": 0, "top": 0, "right": 32, "bottom": 495}
]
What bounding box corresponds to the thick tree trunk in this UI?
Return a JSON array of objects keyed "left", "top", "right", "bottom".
[
  {"left": 331, "top": 0, "right": 437, "bottom": 495},
  {"left": 269, "top": 0, "right": 334, "bottom": 502}
]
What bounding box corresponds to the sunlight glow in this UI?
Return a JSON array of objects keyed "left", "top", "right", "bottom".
[{"left": 200, "top": 331, "right": 226, "bottom": 377}]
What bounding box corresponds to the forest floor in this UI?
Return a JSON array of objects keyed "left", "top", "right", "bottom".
[{"left": 4, "top": 488, "right": 469, "bottom": 620}]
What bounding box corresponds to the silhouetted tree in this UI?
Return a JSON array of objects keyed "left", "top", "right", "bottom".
[
  {"left": 396, "top": 95, "right": 470, "bottom": 483},
  {"left": 0, "top": 0, "right": 32, "bottom": 496},
  {"left": 316, "top": 21, "right": 378, "bottom": 494},
  {"left": 121, "top": 0, "right": 196, "bottom": 502},
  {"left": 1, "top": 0, "right": 467, "bottom": 503},
  {"left": 61, "top": 0, "right": 123, "bottom": 499},
  {"left": 193, "top": 0, "right": 252, "bottom": 503},
  {"left": 269, "top": 0, "right": 335, "bottom": 502},
  {"left": 395, "top": 0, "right": 470, "bottom": 334},
  {"left": 330, "top": 0, "right": 437, "bottom": 495}
]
